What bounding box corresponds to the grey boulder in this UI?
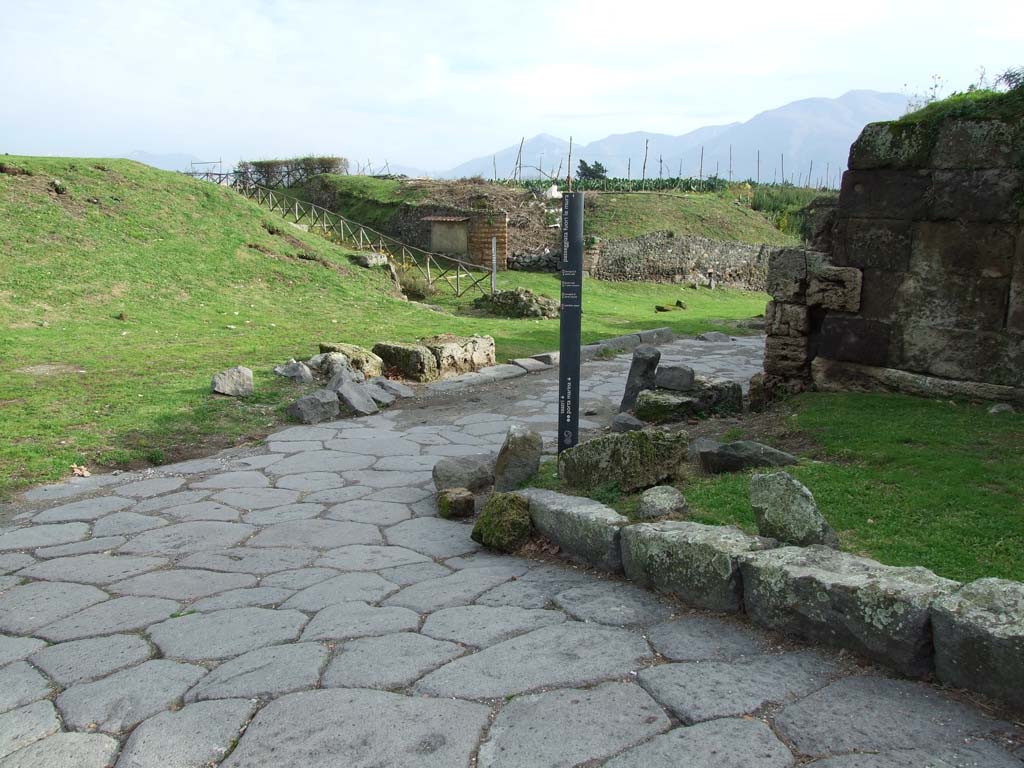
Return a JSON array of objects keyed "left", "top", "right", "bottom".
[
  {"left": 335, "top": 381, "right": 379, "bottom": 416},
  {"left": 493, "top": 425, "right": 543, "bottom": 492},
  {"left": 750, "top": 471, "right": 839, "bottom": 547},
  {"left": 637, "top": 485, "right": 688, "bottom": 519},
  {"left": 286, "top": 389, "right": 340, "bottom": 425},
  {"left": 699, "top": 440, "right": 796, "bottom": 474},
  {"left": 211, "top": 366, "right": 253, "bottom": 397},
  {"left": 654, "top": 364, "right": 695, "bottom": 391},
  {"left": 610, "top": 413, "right": 645, "bottom": 433},
  {"left": 619, "top": 344, "right": 661, "bottom": 412},
  {"left": 433, "top": 453, "right": 495, "bottom": 492},
  {"left": 273, "top": 359, "right": 314, "bottom": 384}
]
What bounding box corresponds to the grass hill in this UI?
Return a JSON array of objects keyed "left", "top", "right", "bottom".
[{"left": 0, "top": 156, "right": 766, "bottom": 497}]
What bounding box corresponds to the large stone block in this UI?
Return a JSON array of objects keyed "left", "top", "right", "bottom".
[
  {"left": 910, "top": 221, "right": 1017, "bottom": 278},
  {"left": 739, "top": 546, "right": 960, "bottom": 677},
  {"left": 763, "top": 335, "right": 810, "bottom": 377},
  {"left": 932, "top": 119, "right": 1023, "bottom": 170},
  {"left": 900, "top": 325, "right": 1021, "bottom": 387},
  {"left": 372, "top": 342, "right": 439, "bottom": 382},
  {"left": 932, "top": 578, "right": 1024, "bottom": 710},
  {"left": 621, "top": 521, "right": 776, "bottom": 612},
  {"left": 619, "top": 344, "right": 661, "bottom": 412},
  {"left": 858, "top": 267, "right": 909, "bottom": 322},
  {"left": 848, "top": 121, "right": 932, "bottom": 170},
  {"left": 317, "top": 343, "right": 384, "bottom": 377},
  {"left": 816, "top": 316, "right": 893, "bottom": 367},
  {"left": 557, "top": 430, "right": 688, "bottom": 492},
  {"left": 831, "top": 218, "right": 912, "bottom": 271},
  {"left": 930, "top": 169, "right": 1024, "bottom": 223},
  {"left": 766, "top": 248, "right": 825, "bottom": 302},
  {"left": 807, "top": 266, "right": 862, "bottom": 312},
  {"left": 764, "top": 302, "right": 809, "bottom": 337},
  {"left": 1011, "top": 229, "right": 1024, "bottom": 335},
  {"left": 420, "top": 334, "right": 496, "bottom": 376},
  {"left": 897, "top": 269, "right": 1010, "bottom": 332},
  {"left": 838, "top": 169, "right": 932, "bottom": 220},
  {"left": 633, "top": 379, "right": 742, "bottom": 423},
  {"left": 513, "top": 489, "right": 628, "bottom": 572}
]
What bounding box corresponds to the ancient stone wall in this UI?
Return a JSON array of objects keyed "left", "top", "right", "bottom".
[
  {"left": 761, "top": 116, "right": 1024, "bottom": 401},
  {"left": 392, "top": 205, "right": 508, "bottom": 270}
]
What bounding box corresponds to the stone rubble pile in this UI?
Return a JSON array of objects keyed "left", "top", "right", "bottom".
[{"left": 472, "top": 288, "right": 560, "bottom": 319}]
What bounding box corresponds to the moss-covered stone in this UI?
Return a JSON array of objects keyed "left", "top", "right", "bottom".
[
  {"left": 372, "top": 342, "right": 439, "bottom": 382},
  {"left": 318, "top": 342, "right": 384, "bottom": 377},
  {"left": 471, "top": 493, "right": 532, "bottom": 552},
  {"left": 633, "top": 378, "right": 742, "bottom": 424},
  {"left": 557, "top": 430, "right": 688, "bottom": 493},
  {"left": 437, "top": 487, "right": 475, "bottom": 519}
]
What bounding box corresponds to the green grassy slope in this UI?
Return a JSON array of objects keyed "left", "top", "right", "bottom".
[{"left": 0, "top": 157, "right": 766, "bottom": 497}]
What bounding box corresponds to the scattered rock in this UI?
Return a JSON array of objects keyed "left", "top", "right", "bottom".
[
  {"left": 494, "top": 425, "right": 543, "bottom": 492},
  {"left": 699, "top": 441, "right": 796, "bottom": 474},
  {"left": 619, "top": 344, "right": 661, "bottom": 412},
  {"left": 472, "top": 288, "right": 560, "bottom": 319},
  {"left": 471, "top": 493, "right": 532, "bottom": 552},
  {"left": 558, "top": 430, "right": 688, "bottom": 492},
  {"left": 634, "top": 378, "right": 742, "bottom": 422},
  {"left": 437, "top": 488, "right": 475, "bottom": 520},
  {"left": 750, "top": 471, "right": 839, "bottom": 548},
  {"left": 353, "top": 252, "right": 389, "bottom": 268},
  {"left": 638, "top": 486, "right": 689, "bottom": 519},
  {"left": 989, "top": 403, "right": 1014, "bottom": 415},
  {"left": 317, "top": 343, "right": 384, "bottom": 377},
  {"left": 286, "top": 389, "right": 340, "bottom": 424},
  {"left": 433, "top": 453, "right": 495, "bottom": 492},
  {"left": 610, "top": 413, "right": 645, "bottom": 433},
  {"left": 696, "top": 331, "right": 731, "bottom": 342},
  {"left": 687, "top": 437, "right": 721, "bottom": 462},
  {"left": 372, "top": 342, "right": 439, "bottom": 382},
  {"left": 211, "top": 366, "right": 253, "bottom": 397},
  {"left": 362, "top": 382, "right": 395, "bottom": 407},
  {"left": 322, "top": 353, "right": 363, "bottom": 384},
  {"left": 370, "top": 377, "right": 415, "bottom": 398},
  {"left": 654, "top": 364, "right": 695, "bottom": 391},
  {"left": 273, "top": 359, "right": 314, "bottom": 384},
  {"left": 420, "top": 334, "right": 496, "bottom": 375},
  {"left": 335, "top": 381, "right": 379, "bottom": 416}
]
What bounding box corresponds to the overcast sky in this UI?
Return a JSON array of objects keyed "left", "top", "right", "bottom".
[{"left": 2, "top": 0, "right": 1021, "bottom": 170}]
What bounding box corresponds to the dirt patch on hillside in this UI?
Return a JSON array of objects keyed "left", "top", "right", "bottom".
[{"left": 16, "top": 363, "right": 87, "bottom": 376}]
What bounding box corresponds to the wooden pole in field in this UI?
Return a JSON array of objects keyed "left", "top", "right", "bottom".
[
  {"left": 699, "top": 147, "right": 704, "bottom": 190},
  {"left": 757, "top": 150, "right": 760, "bottom": 184},
  {"left": 641, "top": 139, "right": 649, "bottom": 182}
]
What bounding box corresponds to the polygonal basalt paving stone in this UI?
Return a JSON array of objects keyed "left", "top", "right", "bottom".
[
  {"left": 117, "top": 476, "right": 187, "bottom": 498},
  {"left": 0, "top": 582, "right": 108, "bottom": 634},
  {"left": 281, "top": 573, "right": 398, "bottom": 612},
  {"left": 378, "top": 562, "right": 452, "bottom": 586},
  {"left": 0, "top": 523, "right": 90, "bottom": 552},
  {"left": 385, "top": 517, "right": 480, "bottom": 559},
  {"left": 325, "top": 436, "right": 421, "bottom": 456},
  {"left": 261, "top": 567, "right": 338, "bottom": 589},
  {"left": 478, "top": 681, "right": 670, "bottom": 768},
  {"left": 132, "top": 489, "right": 211, "bottom": 514},
  {"left": 646, "top": 615, "right": 768, "bottom": 661},
  {"left": 0, "top": 731, "right": 120, "bottom": 768},
  {"left": 0, "top": 701, "right": 60, "bottom": 760},
  {"left": 221, "top": 688, "right": 490, "bottom": 768},
  {"left": 110, "top": 569, "right": 257, "bottom": 600},
  {"left": 33, "top": 535, "right": 121, "bottom": 558},
  {"left": 248, "top": 519, "right": 382, "bottom": 550},
  {"left": 161, "top": 501, "right": 240, "bottom": 522},
  {"left": 322, "top": 632, "right": 463, "bottom": 689},
  {"left": 267, "top": 440, "right": 323, "bottom": 454},
  {"left": 228, "top": 454, "right": 282, "bottom": 471},
  {"left": 383, "top": 565, "right": 526, "bottom": 613},
  {"left": 92, "top": 512, "right": 169, "bottom": 537},
  {"left": 179, "top": 546, "right": 314, "bottom": 575},
  {"left": 266, "top": 451, "right": 375, "bottom": 476},
  {"left": 16, "top": 554, "right": 168, "bottom": 585},
  {"left": 186, "top": 643, "right": 327, "bottom": 702},
  {"left": 0, "top": 555, "right": 35, "bottom": 575},
  {"left": 301, "top": 601, "right": 420, "bottom": 641},
  {"left": 191, "top": 471, "right": 269, "bottom": 490},
  {"left": 553, "top": 581, "right": 675, "bottom": 626},
  {"left": 118, "top": 521, "right": 255, "bottom": 555},
  {"left": 373, "top": 455, "right": 440, "bottom": 471},
  {"left": 0, "top": 576, "right": 18, "bottom": 593},
  {"left": 326, "top": 500, "right": 412, "bottom": 526},
  {"left": 274, "top": 472, "right": 344, "bottom": 492},
  {"left": 315, "top": 545, "right": 430, "bottom": 572},
  {"left": 341, "top": 470, "right": 433, "bottom": 489},
  {"left": 267, "top": 425, "right": 338, "bottom": 442},
  {"left": 638, "top": 651, "right": 842, "bottom": 724},
  {"left": 415, "top": 623, "right": 653, "bottom": 699},
  {"left": 367, "top": 486, "right": 434, "bottom": 504},
  {"left": 0, "top": 635, "right": 46, "bottom": 667},
  {"left": 773, "top": 676, "right": 1018, "bottom": 757},
  {"left": 210, "top": 488, "right": 300, "bottom": 510},
  {"left": 475, "top": 565, "right": 616, "bottom": 609},
  {"left": 804, "top": 743, "right": 1023, "bottom": 767},
  {"left": 31, "top": 496, "right": 132, "bottom": 524},
  {"left": 242, "top": 503, "right": 324, "bottom": 526},
  {"left": 148, "top": 607, "right": 307, "bottom": 660},
  {"left": 305, "top": 485, "right": 375, "bottom": 505},
  {"left": 604, "top": 718, "right": 795, "bottom": 768},
  {"left": 56, "top": 659, "right": 207, "bottom": 734},
  {"left": 421, "top": 605, "right": 566, "bottom": 647},
  {"left": 0, "top": 662, "right": 52, "bottom": 714},
  {"left": 30, "top": 633, "right": 152, "bottom": 686},
  {"left": 191, "top": 586, "right": 294, "bottom": 613},
  {"left": 36, "top": 596, "right": 180, "bottom": 642},
  {"left": 116, "top": 698, "right": 258, "bottom": 768}
]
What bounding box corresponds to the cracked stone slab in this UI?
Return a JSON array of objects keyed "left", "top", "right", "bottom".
[
  {"left": 341, "top": 470, "right": 433, "bottom": 489},
  {"left": 415, "top": 623, "right": 652, "bottom": 699},
  {"left": 0, "top": 636, "right": 46, "bottom": 667},
  {"left": 267, "top": 440, "right": 322, "bottom": 454},
  {"left": 113, "top": 699, "right": 257, "bottom": 768},
  {"left": 322, "top": 632, "right": 463, "bottom": 689},
  {"left": 148, "top": 607, "right": 307, "bottom": 661},
  {"left": 421, "top": 605, "right": 566, "bottom": 647},
  {"left": 305, "top": 485, "right": 374, "bottom": 505},
  {"left": 36, "top": 596, "right": 181, "bottom": 642},
  {"left": 221, "top": 688, "right": 489, "bottom": 768},
  {"left": 384, "top": 565, "right": 526, "bottom": 613},
  {"left": 186, "top": 643, "right": 328, "bottom": 701},
  {"left": 117, "top": 476, "right": 187, "bottom": 497},
  {"left": 56, "top": 659, "right": 207, "bottom": 733},
  {"left": 774, "top": 676, "right": 1017, "bottom": 756},
  {"left": 93, "top": 512, "right": 169, "bottom": 536},
  {"left": 552, "top": 581, "right": 674, "bottom": 626},
  {"left": 248, "top": 519, "right": 382, "bottom": 549},
  {"left": 315, "top": 545, "right": 429, "bottom": 572},
  {"left": 803, "top": 743, "right": 1023, "bottom": 767},
  {"left": 261, "top": 567, "right": 338, "bottom": 589},
  {"left": 16, "top": 554, "right": 168, "bottom": 585},
  {"left": 118, "top": 521, "right": 255, "bottom": 555},
  {"left": 34, "top": 536, "right": 127, "bottom": 559},
  {"left": 274, "top": 472, "right": 345, "bottom": 492},
  {"left": 242, "top": 503, "right": 324, "bottom": 525},
  {"left": 192, "top": 471, "right": 269, "bottom": 489},
  {"left": 367, "top": 486, "right": 433, "bottom": 504},
  {"left": 604, "top": 718, "right": 795, "bottom": 768},
  {"left": 373, "top": 455, "right": 440, "bottom": 472},
  {"left": 228, "top": 454, "right": 281, "bottom": 471},
  {"left": 31, "top": 497, "right": 132, "bottom": 524},
  {"left": 646, "top": 615, "right": 767, "bottom": 661},
  {"left": 0, "top": 731, "right": 120, "bottom": 768},
  {"left": 326, "top": 499, "right": 412, "bottom": 526},
  {"left": 266, "top": 426, "right": 338, "bottom": 442},
  {"left": 210, "top": 488, "right": 300, "bottom": 510},
  {"left": 0, "top": 662, "right": 52, "bottom": 714},
  {"left": 161, "top": 501, "right": 240, "bottom": 522},
  {"left": 266, "top": 451, "right": 375, "bottom": 476},
  {"left": 282, "top": 572, "right": 398, "bottom": 611},
  {"left": 0, "top": 702, "right": 60, "bottom": 760},
  {"left": 0, "top": 582, "right": 108, "bottom": 634},
  {"left": 326, "top": 437, "right": 421, "bottom": 456},
  {"left": 385, "top": 517, "right": 480, "bottom": 559},
  {"left": 132, "top": 489, "right": 211, "bottom": 514},
  {"left": 110, "top": 569, "right": 257, "bottom": 599},
  {"left": 378, "top": 562, "right": 451, "bottom": 586},
  {"left": 638, "top": 651, "right": 843, "bottom": 724},
  {"left": 475, "top": 565, "right": 594, "bottom": 609},
  {"left": 30, "top": 633, "right": 152, "bottom": 686},
  {"left": 301, "top": 601, "right": 420, "bottom": 641},
  {"left": 179, "top": 547, "right": 314, "bottom": 574},
  {"left": 0, "top": 555, "right": 35, "bottom": 575},
  {"left": 191, "top": 586, "right": 294, "bottom": 612},
  {"left": 0, "top": 523, "right": 91, "bottom": 551},
  {"left": 478, "top": 681, "right": 670, "bottom": 768}
]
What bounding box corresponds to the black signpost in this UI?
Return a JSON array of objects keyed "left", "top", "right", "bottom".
[{"left": 558, "top": 192, "right": 584, "bottom": 453}]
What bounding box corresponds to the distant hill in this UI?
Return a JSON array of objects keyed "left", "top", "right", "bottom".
[{"left": 440, "top": 90, "right": 908, "bottom": 184}]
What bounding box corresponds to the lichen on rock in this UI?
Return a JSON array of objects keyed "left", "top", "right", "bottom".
[{"left": 471, "top": 493, "right": 532, "bottom": 553}]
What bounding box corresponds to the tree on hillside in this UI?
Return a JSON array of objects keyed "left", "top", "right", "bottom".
[{"left": 576, "top": 159, "right": 608, "bottom": 180}]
